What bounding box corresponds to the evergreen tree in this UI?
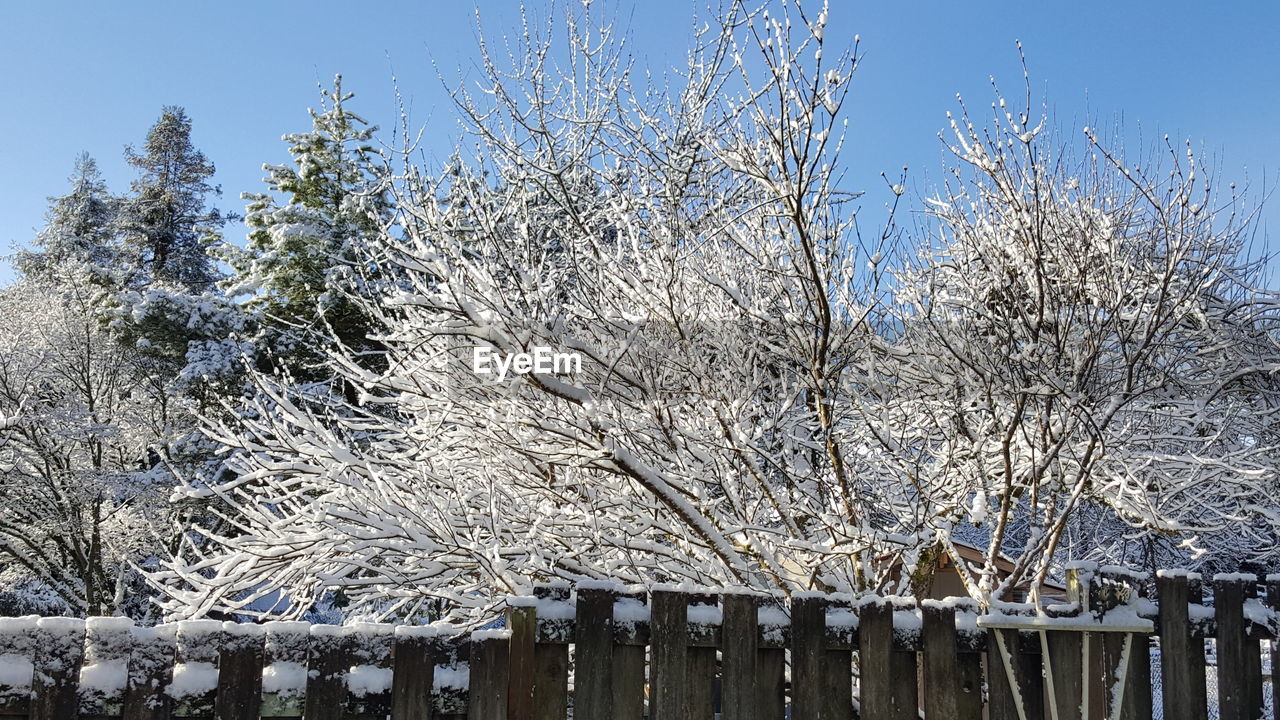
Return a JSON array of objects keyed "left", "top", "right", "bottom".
[
  {"left": 119, "top": 106, "right": 223, "bottom": 292},
  {"left": 16, "top": 153, "right": 121, "bottom": 286},
  {"left": 228, "top": 77, "right": 392, "bottom": 382}
]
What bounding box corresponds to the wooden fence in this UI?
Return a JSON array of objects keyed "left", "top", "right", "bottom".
[{"left": 0, "top": 564, "right": 1275, "bottom": 720}]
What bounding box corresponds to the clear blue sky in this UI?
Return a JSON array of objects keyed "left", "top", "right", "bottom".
[{"left": 2, "top": 1, "right": 1277, "bottom": 286}]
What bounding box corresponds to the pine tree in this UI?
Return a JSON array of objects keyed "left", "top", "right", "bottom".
[
  {"left": 228, "top": 77, "right": 392, "bottom": 382},
  {"left": 119, "top": 106, "right": 223, "bottom": 293},
  {"left": 16, "top": 153, "right": 121, "bottom": 286}
]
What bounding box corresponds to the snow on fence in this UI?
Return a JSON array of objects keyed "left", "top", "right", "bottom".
[{"left": 0, "top": 566, "right": 1275, "bottom": 720}]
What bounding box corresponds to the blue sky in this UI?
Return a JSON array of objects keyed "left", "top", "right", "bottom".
[{"left": 2, "top": 1, "right": 1276, "bottom": 286}]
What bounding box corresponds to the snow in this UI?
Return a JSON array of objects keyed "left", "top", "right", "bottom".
[
  {"left": 0, "top": 655, "right": 33, "bottom": 688},
  {"left": 825, "top": 608, "right": 858, "bottom": 628},
  {"left": 346, "top": 665, "right": 393, "bottom": 696},
  {"left": 1156, "top": 568, "right": 1202, "bottom": 580},
  {"left": 471, "top": 629, "right": 511, "bottom": 642},
  {"left": 434, "top": 664, "right": 470, "bottom": 690},
  {"left": 167, "top": 661, "right": 219, "bottom": 698},
  {"left": 261, "top": 661, "right": 308, "bottom": 696},
  {"left": 505, "top": 595, "right": 539, "bottom": 608},
  {"left": 613, "top": 597, "right": 649, "bottom": 625},
  {"left": 85, "top": 617, "right": 134, "bottom": 632},
  {"left": 687, "top": 604, "right": 722, "bottom": 626},
  {"left": 79, "top": 660, "right": 129, "bottom": 693},
  {"left": 36, "top": 617, "right": 84, "bottom": 635},
  {"left": 394, "top": 625, "right": 441, "bottom": 639},
  {"left": 176, "top": 619, "right": 223, "bottom": 638},
  {"left": 1213, "top": 572, "right": 1258, "bottom": 583},
  {"left": 757, "top": 606, "right": 790, "bottom": 627}
]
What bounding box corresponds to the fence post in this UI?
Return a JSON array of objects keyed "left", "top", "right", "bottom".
[
  {"left": 1268, "top": 575, "right": 1280, "bottom": 720},
  {"left": 468, "top": 630, "right": 511, "bottom": 720},
  {"left": 649, "top": 589, "right": 690, "bottom": 720},
  {"left": 860, "top": 596, "right": 913, "bottom": 720},
  {"left": 687, "top": 592, "right": 721, "bottom": 720},
  {"left": 121, "top": 623, "right": 176, "bottom": 720},
  {"left": 391, "top": 626, "right": 435, "bottom": 720},
  {"left": 721, "top": 594, "right": 757, "bottom": 720},
  {"left": 574, "top": 586, "right": 616, "bottom": 720},
  {"left": 304, "top": 625, "right": 350, "bottom": 720},
  {"left": 922, "top": 600, "right": 962, "bottom": 719},
  {"left": 611, "top": 588, "right": 649, "bottom": 720},
  {"left": 791, "top": 593, "right": 827, "bottom": 720},
  {"left": 1214, "top": 574, "right": 1263, "bottom": 720},
  {"left": 1156, "top": 571, "right": 1208, "bottom": 720},
  {"left": 531, "top": 584, "right": 571, "bottom": 720},
  {"left": 29, "top": 617, "right": 85, "bottom": 720},
  {"left": 756, "top": 598, "right": 788, "bottom": 719},
  {"left": 506, "top": 602, "right": 537, "bottom": 720},
  {"left": 213, "top": 623, "right": 264, "bottom": 720}
]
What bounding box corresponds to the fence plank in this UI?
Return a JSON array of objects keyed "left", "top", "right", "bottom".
[
  {"left": 304, "top": 626, "right": 350, "bottom": 720},
  {"left": 649, "top": 590, "right": 689, "bottom": 720},
  {"left": 1046, "top": 630, "right": 1083, "bottom": 720},
  {"left": 956, "top": 648, "right": 984, "bottom": 720},
  {"left": 756, "top": 601, "right": 787, "bottom": 720},
  {"left": 1269, "top": 577, "right": 1280, "bottom": 720},
  {"left": 721, "top": 594, "right": 758, "bottom": 720},
  {"left": 860, "top": 598, "right": 912, "bottom": 720},
  {"left": 610, "top": 589, "right": 647, "bottom": 720},
  {"left": 214, "top": 624, "right": 264, "bottom": 720},
  {"left": 30, "top": 617, "right": 85, "bottom": 720},
  {"left": 506, "top": 605, "right": 536, "bottom": 720},
  {"left": 391, "top": 629, "right": 434, "bottom": 720},
  {"left": 791, "top": 595, "right": 825, "bottom": 720},
  {"left": 121, "top": 624, "right": 176, "bottom": 720},
  {"left": 468, "top": 634, "right": 511, "bottom": 720},
  {"left": 574, "top": 588, "right": 615, "bottom": 720},
  {"left": 1215, "top": 575, "right": 1264, "bottom": 720},
  {"left": 1157, "top": 573, "right": 1208, "bottom": 720},
  {"left": 922, "top": 601, "right": 961, "bottom": 719},
  {"left": 688, "top": 593, "right": 720, "bottom": 720},
  {"left": 532, "top": 585, "right": 570, "bottom": 720}
]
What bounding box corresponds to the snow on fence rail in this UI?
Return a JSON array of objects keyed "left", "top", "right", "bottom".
[{"left": 0, "top": 567, "right": 1275, "bottom": 719}]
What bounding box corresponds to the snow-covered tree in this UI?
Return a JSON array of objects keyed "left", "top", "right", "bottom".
[
  {"left": 155, "top": 5, "right": 1280, "bottom": 621},
  {"left": 0, "top": 278, "right": 173, "bottom": 618},
  {"left": 118, "top": 106, "right": 224, "bottom": 293},
  {"left": 15, "top": 153, "right": 122, "bottom": 287},
  {"left": 157, "top": 1, "right": 906, "bottom": 622},
  {"left": 226, "top": 77, "right": 393, "bottom": 384},
  {"left": 882, "top": 65, "right": 1280, "bottom": 601}
]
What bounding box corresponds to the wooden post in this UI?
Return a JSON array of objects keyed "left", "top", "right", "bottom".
[
  {"left": 1214, "top": 575, "right": 1263, "bottom": 720},
  {"left": 720, "top": 594, "right": 758, "bottom": 720},
  {"left": 261, "top": 621, "right": 310, "bottom": 718},
  {"left": 790, "top": 594, "right": 826, "bottom": 720},
  {"left": 29, "top": 617, "right": 85, "bottom": 720},
  {"left": 391, "top": 627, "right": 436, "bottom": 720},
  {"left": 687, "top": 593, "right": 720, "bottom": 720},
  {"left": 0, "top": 616, "right": 38, "bottom": 716},
  {"left": 506, "top": 604, "right": 537, "bottom": 720},
  {"left": 611, "top": 589, "right": 648, "bottom": 720},
  {"left": 1045, "top": 630, "right": 1083, "bottom": 720},
  {"left": 860, "top": 597, "right": 912, "bottom": 720},
  {"left": 532, "top": 585, "right": 571, "bottom": 720},
  {"left": 574, "top": 587, "right": 616, "bottom": 720},
  {"left": 756, "top": 599, "right": 788, "bottom": 720},
  {"left": 468, "top": 632, "right": 511, "bottom": 720},
  {"left": 1157, "top": 571, "right": 1203, "bottom": 717},
  {"left": 304, "top": 625, "right": 350, "bottom": 720},
  {"left": 1267, "top": 576, "right": 1280, "bottom": 720},
  {"left": 921, "top": 600, "right": 962, "bottom": 719},
  {"left": 214, "top": 623, "right": 265, "bottom": 720},
  {"left": 121, "top": 624, "right": 176, "bottom": 720},
  {"left": 649, "top": 589, "right": 689, "bottom": 720},
  {"left": 80, "top": 617, "right": 135, "bottom": 716}
]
